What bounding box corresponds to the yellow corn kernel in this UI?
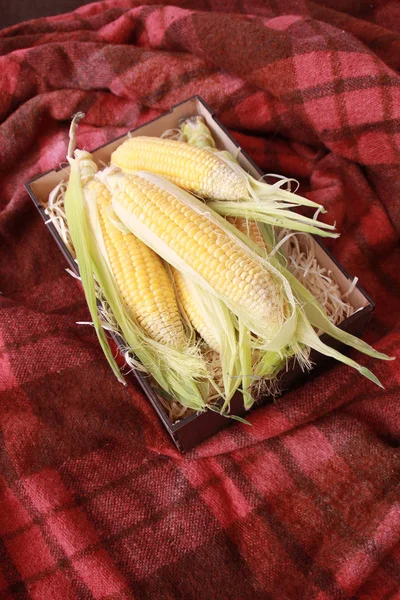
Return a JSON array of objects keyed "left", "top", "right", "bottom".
[
  {"left": 172, "top": 269, "right": 220, "bottom": 353},
  {"left": 84, "top": 179, "right": 187, "bottom": 349},
  {"left": 111, "top": 136, "right": 248, "bottom": 201}
]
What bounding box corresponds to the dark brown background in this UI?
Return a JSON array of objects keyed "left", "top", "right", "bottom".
[{"left": 0, "top": 0, "right": 93, "bottom": 29}]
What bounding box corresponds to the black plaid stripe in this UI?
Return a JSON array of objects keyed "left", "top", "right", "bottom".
[
  {"left": 304, "top": 19, "right": 361, "bottom": 161},
  {"left": 288, "top": 74, "right": 400, "bottom": 105}
]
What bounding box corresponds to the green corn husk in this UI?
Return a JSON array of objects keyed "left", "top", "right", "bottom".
[{"left": 64, "top": 157, "right": 125, "bottom": 385}]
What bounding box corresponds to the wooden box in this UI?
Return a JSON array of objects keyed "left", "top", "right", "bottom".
[{"left": 25, "top": 96, "right": 374, "bottom": 451}]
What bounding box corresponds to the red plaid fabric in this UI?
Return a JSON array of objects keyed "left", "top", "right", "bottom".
[{"left": 1, "top": 1, "right": 399, "bottom": 598}]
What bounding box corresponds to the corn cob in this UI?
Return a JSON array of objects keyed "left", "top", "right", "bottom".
[
  {"left": 179, "top": 120, "right": 279, "bottom": 402},
  {"left": 172, "top": 268, "right": 220, "bottom": 352},
  {"left": 112, "top": 136, "right": 248, "bottom": 201},
  {"left": 177, "top": 120, "right": 266, "bottom": 403},
  {"left": 161, "top": 121, "right": 265, "bottom": 396},
  {"left": 85, "top": 178, "right": 188, "bottom": 349},
  {"left": 98, "top": 168, "right": 290, "bottom": 347},
  {"left": 102, "top": 167, "right": 390, "bottom": 392},
  {"left": 117, "top": 128, "right": 339, "bottom": 239}
]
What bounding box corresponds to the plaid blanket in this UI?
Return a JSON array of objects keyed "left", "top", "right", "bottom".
[{"left": 1, "top": 1, "right": 399, "bottom": 598}]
